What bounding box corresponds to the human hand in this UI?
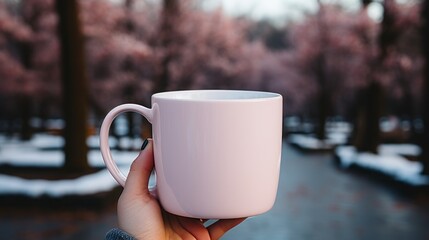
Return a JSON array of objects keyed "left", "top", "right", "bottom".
[{"left": 117, "top": 139, "right": 246, "bottom": 240}]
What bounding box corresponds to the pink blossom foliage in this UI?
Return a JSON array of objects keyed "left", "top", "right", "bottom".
[
  {"left": 80, "top": 0, "right": 272, "bottom": 113},
  {"left": 286, "top": 2, "right": 423, "bottom": 116},
  {"left": 288, "top": 5, "right": 379, "bottom": 115},
  {"left": 0, "top": 1, "right": 34, "bottom": 96},
  {"left": 379, "top": 2, "right": 423, "bottom": 106},
  {"left": 80, "top": 0, "right": 154, "bottom": 112},
  {"left": 0, "top": 0, "right": 60, "bottom": 105},
  {"left": 24, "top": 0, "right": 61, "bottom": 101},
  {"left": 0, "top": 0, "right": 425, "bottom": 119},
  {"left": 162, "top": 9, "right": 264, "bottom": 90}
]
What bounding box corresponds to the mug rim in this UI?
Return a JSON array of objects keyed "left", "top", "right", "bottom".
[{"left": 152, "top": 89, "right": 281, "bottom": 102}]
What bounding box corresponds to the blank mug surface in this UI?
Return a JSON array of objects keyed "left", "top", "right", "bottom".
[{"left": 150, "top": 90, "right": 283, "bottom": 219}]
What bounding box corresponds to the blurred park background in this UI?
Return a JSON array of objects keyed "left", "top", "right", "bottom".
[{"left": 1, "top": 0, "right": 429, "bottom": 239}]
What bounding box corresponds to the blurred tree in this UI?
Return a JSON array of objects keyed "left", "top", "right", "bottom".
[
  {"left": 80, "top": 0, "right": 153, "bottom": 142},
  {"left": 352, "top": 0, "right": 400, "bottom": 153},
  {"left": 0, "top": 1, "right": 34, "bottom": 140},
  {"left": 152, "top": 0, "right": 181, "bottom": 94},
  {"left": 81, "top": 0, "right": 269, "bottom": 112},
  {"left": 131, "top": 0, "right": 268, "bottom": 92},
  {"left": 0, "top": 0, "right": 61, "bottom": 137},
  {"left": 382, "top": 6, "right": 423, "bottom": 138},
  {"left": 163, "top": 9, "right": 264, "bottom": 90},
  {"left": 122, "top": 0, "right": 146, "bottom": 140},
  {"left": 16, "top": 52, "right": 32, "bottom": 140},
  {"left": 81, "top": 0, "right": 152, "bottom": 114},
  {"left": 350, "top": 0, "right": 424, "bottom": 151},
  {"left": 421, "top": 0, "right": 429, "bottom": 175},
  {"left": 21, "top": 0, "right": 61, "bottom": 133},
  {"left": 56, "top": 0, "right": 90, "bottom": 171},
  {"left": 290, "top": 3, "right": 374, "bottom": 136},
  {"left": 314, "top": 0, "right": 329, "bottom": 140}
]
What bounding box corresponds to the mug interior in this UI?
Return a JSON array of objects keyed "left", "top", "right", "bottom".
[{"left": 153, "top": 90, "right": 280, "bottom": 101}]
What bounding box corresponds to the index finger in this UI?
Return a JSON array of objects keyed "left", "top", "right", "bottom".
[{"left": 207, "top": 218, "right": 247, "bottom": 240}]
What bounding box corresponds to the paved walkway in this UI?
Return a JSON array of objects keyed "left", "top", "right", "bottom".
[
  {"left": 223, "top": 143, "right": 429, "bottom": 240},
  {"left": 1, "top": 142, "right": 429, "bottom": 239}
]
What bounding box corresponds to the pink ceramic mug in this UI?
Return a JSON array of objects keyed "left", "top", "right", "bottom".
[{"left": 100, "top": 90, "right": 283, "bottom": 219}]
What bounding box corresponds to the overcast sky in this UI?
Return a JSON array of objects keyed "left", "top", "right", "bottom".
[
  {"left": 202, "top": 0, "right": 384, "bottom": 24},
  {"left": 110, "top": 0, "right": 385, "bottom": 25}
]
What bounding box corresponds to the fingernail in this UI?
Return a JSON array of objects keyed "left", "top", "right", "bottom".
[{"left": 141, "top": 139, "right": 149, "bottom": 150}]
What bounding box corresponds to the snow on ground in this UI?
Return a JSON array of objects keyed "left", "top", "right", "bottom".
[
  {"left": 0, "top": 167, "right": 127, "bottom": 197},
  {"left": 0, "top": 133, "right": 144, "bottom": 151},
  {"left": 0, "top": 147, "right": 139, "bottom": 168},
  {"left": 0, "top": 134, "right": 139, "bottom": 167},
  {"left": 0, "top": 134, "right": 146, "bottom": 197},
  {"left": 287, "top": 132, "right": 428, "bottom": 186},
  {"left": 378, "top": 144, "right": 422, "bottom": 157},
  {"left": 288, "top": 132, "right": 348, "bottom": 150},
  {"left": 336, "top": 145, "right": 429, "bottom": 186}
]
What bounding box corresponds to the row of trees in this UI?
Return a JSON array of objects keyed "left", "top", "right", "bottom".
[{"left": 0, "top": 0, "right": 428, "bottom": 173}]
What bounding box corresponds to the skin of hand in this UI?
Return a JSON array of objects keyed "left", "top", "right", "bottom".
[{"left": 117, "top": 139, "right": 246, "bottom": 240}]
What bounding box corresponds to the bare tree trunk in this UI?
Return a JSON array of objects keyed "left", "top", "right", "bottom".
[
  {"left": 18, "top": 95, "right": 32, "bottom": 140},
  {"left": 421, "top": 0, "right": 429, "bottom": 175},
  {"left": 143, "top": 0, "right": 181, "bottom": 140},
  {"left": 152, "top": 0, "right": 181, "bottom": 93},
  {"left": 56, "top": 0, "right": 90, "bottom": 172},
  {"left": 379, "top": 0, "right": 399, "bottom": 60},
  {"left": 316, "top": 59, "right": 328, "bottom": 140},
  {"left": 18, "top": 5, "right": 36, "bottom": 140},
  {"left": 315, "top": 0, "right": 329, "bottom": 140},
  {"left": 124, "top": 0, "right": 135, "bottom": 32},
  {"left": 353, "top": 82, "right": 383, "bottom": 153},
  {"left": 352, "top": 0, "right": 397, "bottom": 153}
]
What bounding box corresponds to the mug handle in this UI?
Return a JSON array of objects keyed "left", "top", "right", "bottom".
[{"left": 100, "top": 103, "right": 153, "bottom": 186}]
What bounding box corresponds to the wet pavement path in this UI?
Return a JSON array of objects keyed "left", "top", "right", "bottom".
[
  {"left": 223, "top": 143, "right": 429, "bottom": 240},
  {"left": 1, "top": 142, "right": 429, "bottom": 239}
]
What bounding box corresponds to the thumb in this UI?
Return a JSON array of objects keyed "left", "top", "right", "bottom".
[{"left": 122, "top": 139, "right": 154, "bottom": 201}]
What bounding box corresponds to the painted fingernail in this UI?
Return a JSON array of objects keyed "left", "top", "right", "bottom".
[{"left": 141, "top": 139, "right": 149, "bottom": 150}]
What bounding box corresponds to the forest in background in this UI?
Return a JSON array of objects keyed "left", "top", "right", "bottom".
[{"left": 0, "top": 0, "right": 428, "bottom": 174}]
